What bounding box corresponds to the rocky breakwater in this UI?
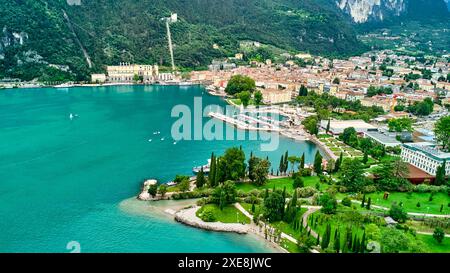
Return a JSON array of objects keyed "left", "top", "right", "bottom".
[
  {"left": 138, "top": 179, "right": 158, "bottom": 201},
  {"left": 175, "top": 206, "right": 249, "bottom": 234}
]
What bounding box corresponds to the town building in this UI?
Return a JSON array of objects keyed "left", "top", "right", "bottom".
[
  {"left": 364, "top": 130, "right": 401, "bottom": 147},
  {"left": 401, "top": 142, "right": 450, "bottom": 176},
  {"left": 106, "top": 63, "right": 159, "bottom": 83},
  {"left": 260, "top": 89, "right": 292, "bottom": 104},
  {"left": 91, "top": 73, "right": 106, "bottom": 83},
  {"left": 321, "top": 119, "right": 378, "bottom": 135}
]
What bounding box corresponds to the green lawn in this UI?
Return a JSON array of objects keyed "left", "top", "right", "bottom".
[
  {"left": 272, "top": 208, "right": 308, "bottom": 239},
  {"left": 417, "top": 234, "right": 450, "bottom": 253},
  {"left": 197, "top": 204, "right": 250, "bottom": 224},
  {"left": 358, "top": 191, "right": 449, "bottom": 215},
  {"left": 236, "top": 176, "right": 323, "bottom": 194},
  {"left": 280, "top": 238, "right": 300, "bottom": 253}
]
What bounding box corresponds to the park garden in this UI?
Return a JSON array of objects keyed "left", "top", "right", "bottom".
[{"left": 149, "top": 117, "right": 449, "bottom": 253}]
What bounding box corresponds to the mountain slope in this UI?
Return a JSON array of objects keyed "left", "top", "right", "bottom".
[
  {"left": 0, "top": 0, "right": 364, "bottom": 81},
  {"left": 337, "top": 0, "right": 450, "bottom": 24}
]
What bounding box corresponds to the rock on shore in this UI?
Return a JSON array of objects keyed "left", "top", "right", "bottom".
[
  {"left": 174, "top": 206, "right": 249, "bottom": 234},
  {"left": 138, "top": 179, "right": 158, "bottom": 201}
]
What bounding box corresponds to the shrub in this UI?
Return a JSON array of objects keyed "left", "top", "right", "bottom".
[
  {"left": 297, "top": 186, "right": 318, "bottom": 198},
  {"left": 389, "top": 203, "right": 408, "bottom": 223},
  {"left": 414, "top": 184, "right": 448, "bottom": 193},
  {"left": 341, "top": 197, "right": 352, "bottom": 207},
  {"left": 363, "top": 185, "right": 377, "bottom": 193},
  {"left": 299, "top": 168, "right": 312, "bottom": 177},
  {"left": 198, "top": 207, "right": 216, "bottom": 222}
]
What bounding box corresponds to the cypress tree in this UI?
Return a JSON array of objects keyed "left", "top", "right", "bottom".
[
  {"left": 362, "top": 150, "right": 368, "bottom": 164},
  {"left": 360, "top": 231, "right": 366, "bottom": 253},
  {"left": 300, "top": 218, "right": 304, "bottom": 232},
  {"left": 366, "top": 197, "right": 371, "bottom": 210},
  {"left": 352, "top": 235, "right": 358, "bottom": 253},
  {"left": 435, "top": 160, "right": 447, "bottom": 186},
  {"left": 347, "top": 230, "right": 353, "bottom": 250},
  {"left": 251, "top": 203, "right": 255, "bottom": 213},
  {"left": 326, "top": 119, "right": 331, "bottom": 133},
  {"left": 334, "top": 231, "right": 340, "bottom": 253},
  {"left": 284, "top": 151, "right": 289, "bottom": 173},
  {"left": 300, "top": 153, "right": 305, "bottom": 170},
  {"left": 361, "top": 194, "right": 366, "bottom": 208},
  {"left": 334, "top": 229, "right": 338, "bottom": 241},
  {"left": 313, "top": 151, "right": 323, "bottom": 175},
  {"left": 214, "top": 157, "right": 221, "bottom": 185},
  {"left": 196, "top": 167, "right": 206, "bottom": 188},
  {"left": 279, "top": 155, "right": 284, "bottom": 175},
  {"left": 208, "top": 153, "right": 216, "bottom": 187},
  {"left": 316, "top": 235, "right": 320, "bottom": 245}
]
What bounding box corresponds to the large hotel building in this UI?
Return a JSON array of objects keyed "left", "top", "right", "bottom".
[{"left": 401, "top": 142, "right": 450, "bottom": 176}]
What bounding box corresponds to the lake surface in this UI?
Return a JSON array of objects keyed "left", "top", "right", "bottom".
[{"left": 0, "top": 85, "right": 318, "bottom": 253}]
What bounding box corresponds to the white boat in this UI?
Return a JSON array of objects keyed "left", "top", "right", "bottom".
[
  {"left": 167, "top": 181, "right": 177, "bottom": 186},
  {"left": 54, "top": 83, "right": 74, "bottom": 88},
  {"left": 192, "top": 159, "right": 211, "bottom": 174}
]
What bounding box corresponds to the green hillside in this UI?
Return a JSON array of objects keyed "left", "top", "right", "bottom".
[{"left": 0, "top": 0, "right": 364, "bottom": 81}]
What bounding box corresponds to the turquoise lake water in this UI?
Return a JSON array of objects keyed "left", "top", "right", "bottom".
[{"left": 0, "top": 85, "right": 318, "bottom": 253}]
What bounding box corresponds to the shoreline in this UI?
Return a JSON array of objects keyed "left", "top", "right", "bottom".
[{"left": 121, "top": 197, "right": 285, "bottom": 253}]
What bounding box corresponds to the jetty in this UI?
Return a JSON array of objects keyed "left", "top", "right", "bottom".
[{"left": 208, "top": 112, "right": 282, "bottom": 132}]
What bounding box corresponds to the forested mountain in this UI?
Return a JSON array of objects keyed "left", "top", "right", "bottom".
[
  {"left": 0, "top": 0, "right": 363, "bottom": 81},
  {"left": 0, "top": 0, "right": 448, "bottom": 82}
]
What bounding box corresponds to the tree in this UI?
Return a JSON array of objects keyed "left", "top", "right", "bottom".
[
  {"left": 435, "top": 116, "right": 450, "bottom": 151},
  {"left": 366, "top": 197, "right": 371, "bottom": 210},
  {"left": 302, "top": 116, "right": 319, "bottom": 135},
  {"left": 158, "top": 184, "right": 168, "bottom": 197},
  {"left": 388, "top": 118, "right": 413, "bottom": 132},
  {"left": 299, "top": 153, "right": 305, "bottom": 170},
  {"left": 178, "top": 178, "right": 191, "bottom": 192},
  {"left": 254, "top": 90, "right": 263, "bottom": 106},
  {"left": 332, "top": 77, "right": 340, "bottom": 84},
  {"left": 208, "top": 153, "right": 216, "bottom": 187},
  {"left": 288, "top": 156, "right": 300, "bottom": 174},
  {"left": 362, "top": 150, "right": 369, "bottom": 164},
  {"left": 435, "top": 160, "right": 447, "bottom": 186},
  {"left": 319, "top": 193, "right": 337, "bottom": 214},
  {"left": 339, "top": 158, "right": 367, "bottom": 192},
  {"left": 293, "top": 175, "right": 304, "bottom": 189},
  {"left": 263, "top": 191, "right": 285, "bottom": 222},
  {"left": 433, "top": 227, "right": 445, "bottom": 244},
  {"left": 211, "top": 181, "right": 237, "bottom": 205},
  {"left": 389, "top": 203, "right": 408, "bottom": 223},
  {"left": 321, "top": 223, "right": 332, "bottom": 249},
  {"left": 225, "top": 75, "right": 256, "bottom": 95},
  {"left": 326, "top": 119, "right": 331, "bottom": 133},
  {"left": 148, "top": 184, "right": 158, "bottom": 198},
  {"left": 313, "top": 151, "right": 323, "bottom": 175},
  {"left": 341, "top": 127, "right": 357, "bottom": 146},
  {"left": 334, "top": 231, "right": 341, "bottom": 253},
  {"left": 238, "top": 91, "right": 251, "bottom": 107},
  {"left": 196, "top": 167, "right": 206, "bottom": 188},
  {"left": 374, "top": 158, "right": 411, "bottom": 191},
  {"left": 252, "top": 158, "right": 271, "bottom": 186},
  {"left": 334, "top": 153, "right": 343, "bottom": 173},
  {"left": 299, "top": 85, "right": 308, "bottom": 96},
  {"left": 219, "top": 147, "right": 246, "bottom": 182},
  {"left": 279, "top": 155, "right": 285, "bottom": 175}
]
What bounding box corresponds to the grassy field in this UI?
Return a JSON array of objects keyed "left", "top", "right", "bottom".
[
  {"left": 417, "top": 234, "right": 450, "bottom": 253},
  {"left": 280, "top": 238, "right": 300, "bottom": 253},
  {"left": 345, "top": 191, "right": 450, "bottom": 215},
  {"left": 236, "top": 176, "right": 324, "bottom": 194},
  {"left": 197, "top": 204, "right": 250, "bottom": 224}
]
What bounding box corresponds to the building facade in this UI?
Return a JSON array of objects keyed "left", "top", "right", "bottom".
[
  {"left": 401, "top": 142, "right": 450, "bottom": 176},
  {"left": 106, "top": 63, "right": 159, "bottom": 83}
]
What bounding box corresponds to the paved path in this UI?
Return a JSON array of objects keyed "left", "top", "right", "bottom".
[
  {"left": 301, "top": 206, "right": 322, "bottom": 239},
  {"left": 416, "top": 231, "right": 450, "bottom": 238},
  {"left": 234, "top": 203, "right": 320, "bottom": 253}
]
